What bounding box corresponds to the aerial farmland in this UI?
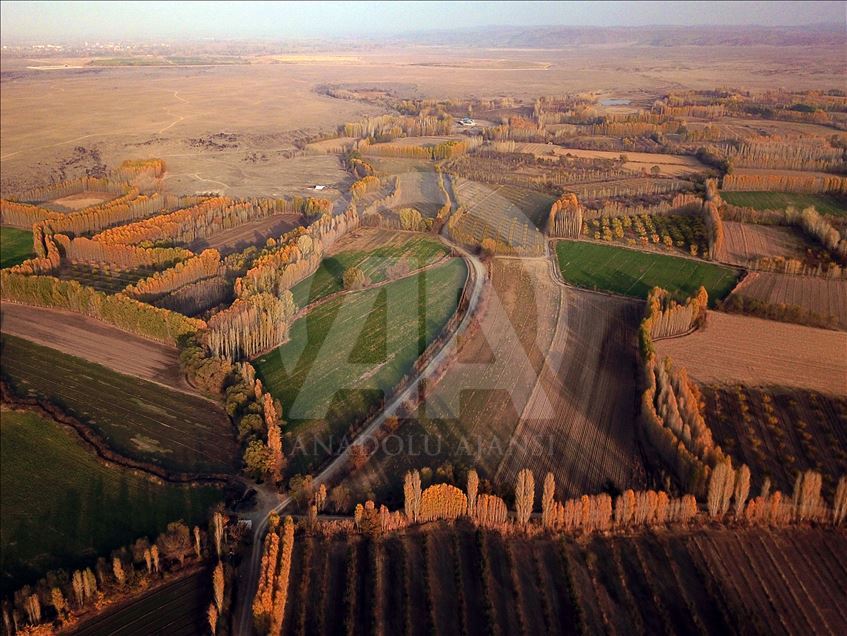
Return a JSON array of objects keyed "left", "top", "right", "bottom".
[{"left": 1, "top": 2, "right": 846, "bottom": 634}]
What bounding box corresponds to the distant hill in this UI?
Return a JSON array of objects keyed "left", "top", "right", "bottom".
[{"left": 394, "top": 24, "right": 846, "bottom": 48}]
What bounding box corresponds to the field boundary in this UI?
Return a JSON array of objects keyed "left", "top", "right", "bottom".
[{"left": 0, "top": 384, "right": 233, "bottom": 486}]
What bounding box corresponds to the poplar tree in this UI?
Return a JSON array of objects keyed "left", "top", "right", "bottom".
[
  {"left": 467, "top": 469, "right": 479, "bottom": 519},
  {"left": 541, "top": 472, "right": 556, "bottom": 528},
  {"left": 515, "top": 469, "right": 535, "bottom": 526}
]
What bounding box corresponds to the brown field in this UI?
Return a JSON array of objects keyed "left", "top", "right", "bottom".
[
  {"left": 494, "top": 289, "right": 643, "bottom": 494},
  {"left": 702, "top": 384, "right": 847, "bottom": 497},
  {"left": 49, "top": 190, "right": 114, "bottom": 210},
  {"left": 0, "top": 302, "right": 192, "bottom": 392},
  {"left": 391, "top": 169, "right": 447, "bottom": 218},
  {"left": 282, "top": 523, "right": 847, "bottom": 636},
  {"left": 188, "top": 212, "right": 303, "bottom": 254},
  {"left": 512, "top": 142, "right": 710, "bottom": 176},
  {"left": 728, "top": 271, "right": 847, "bottom": 330},
  {"left": 721, "top": 221, "right": 814, "bottom": 264},
  {"left": 686, "top": 116, "right": 843, "bottom": 141},
  {"left": 451, "top": 178, "right": 548, "bottom": 254},
  {"left": 655, "top": 311, "right": 847, "bottom": 395}
]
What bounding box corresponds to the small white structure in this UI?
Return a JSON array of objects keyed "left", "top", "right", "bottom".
[{"left": 313, "top": 185, "right": 326, "bottom": 191}]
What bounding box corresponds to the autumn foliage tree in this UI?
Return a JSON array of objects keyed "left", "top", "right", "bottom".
[
  {"left": 515, "top": 469, "right": 535, "bottom": 526},
  {"left": 419, "top": 483, "right": 468, "bottom": 522}
]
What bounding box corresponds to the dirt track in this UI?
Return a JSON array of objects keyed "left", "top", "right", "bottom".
[{"left": 1, "top": 302, "right": 193, "bottom": 392}]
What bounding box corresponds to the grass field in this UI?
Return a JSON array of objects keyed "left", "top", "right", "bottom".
[
  {"left": 71, "top": 570, "right": 211, "bottom": 636},
  {"left": 721, "top": 191, "right": 847, "bottom": 215},
  {"left": 0, "top": 226, "right": 33, "bottom": 269},
  {"left": 291, "top": 232, "right": 449, "bottom": 307},
  {"left": 555, "top": 240, "right": 740, "bottom": 304},
  {"left": 0, "top": 335, "right": 238, "bottom": 474},
  {"left": 0, "top": 410, "right": 220, "bottom": 594},
  {"left": 256, "top": 259, "right": 467, "bottom": 473}
]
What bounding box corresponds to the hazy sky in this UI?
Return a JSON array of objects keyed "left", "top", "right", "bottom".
[{"left": 2, "top": 1, "right": 844, "bottom": 42}]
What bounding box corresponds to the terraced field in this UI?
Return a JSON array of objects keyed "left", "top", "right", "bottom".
[
  {"left": 721, "top": 191, "right": 847, "bottom": 215},
  {"left": 555, "top": 240, "right": 741, "bottom": 304},
  {"left": 0, "top": 410, "right": 220, "bottom": 594},
  {"left": 0, "top": 226, "right": 32, "bottom": 268},
  {"left": 256, "top": 258, "right": 468, "bottom": 473},
  {"left": 291, "top": 229, "right": 449, "bottom": 307},
  {"left": 0, "top": 335, "right": 238, "bottom": 474}
]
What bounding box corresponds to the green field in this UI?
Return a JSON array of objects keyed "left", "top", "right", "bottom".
[
  {"left": 0, "top": 410, "right": 220, "bottom": 593},
  {"left": 555, "top": 240, "right": 740, "bottom": 304},
  {"left": 291, "top": 234, "right": 448, "bottom": 307},
  {"left": 0, "top": 335, "right": 238, "bottom": 474},
  {"left": 256, "top": 258, "right": 467, "bottom": 473},
  {"left": 721, "top": 191, "right": 847, "bottom": 216},
  {"left": 0, "top": 227, "right": 33, "bottom": 269}
]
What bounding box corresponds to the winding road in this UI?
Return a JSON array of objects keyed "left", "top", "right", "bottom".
[{"left": 233, "top": 239, "right": 485, "bottom": 635}]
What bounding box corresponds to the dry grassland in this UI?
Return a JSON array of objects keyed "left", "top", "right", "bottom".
[
  {"left": 2, "top": 42, "right": 841, "bottom": 194},
  {"left": 655, "top": 311, "right": 847, "bottom": 395}
]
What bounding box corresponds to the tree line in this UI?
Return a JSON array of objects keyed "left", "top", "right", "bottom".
[
  {"left": 2, "top": 514, "right": 219, "bottom": 635},
  {"left": 547, "top": 192, "right": 583, "bottom": 238},
  {"left": 0, "top": 270, "right": 204, "bottom": 345},
  {"left": 123, "top": 248, "right": 225, "bottom": 302},
  {"left": 722, "top": 172, "right": 847, "bottom": 194},
  {"left": 644, "top": 286, "right": 708, "bottom": 339},
  {"left": 335, "top": 464, "right": 846, "bottom": 542},
  {"left": 639, "top": 287, "right": 723, "bottom": 494},
  {"left": 235, "top": 206, "right": 359, "bottom": 298},
  {"left": 252, "top": 515, "right": 295, "bottom": 636},
  {"left": 92, "top": 196, "right": 329, "bottom": 246}
]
